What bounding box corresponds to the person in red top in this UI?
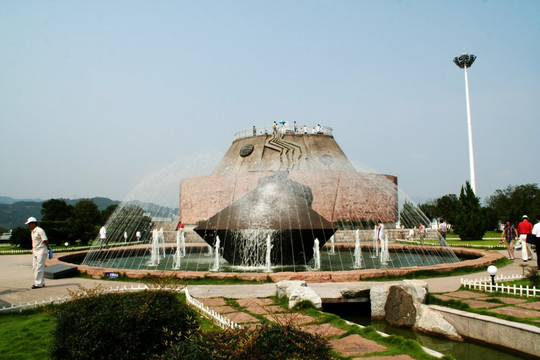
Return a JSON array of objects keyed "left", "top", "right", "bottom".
[
  {"left": 176, "top": 221, "right": 184, "bottom": 231},
  {"left": 517, "top": 215, "right": 533, "bottom": 262}
]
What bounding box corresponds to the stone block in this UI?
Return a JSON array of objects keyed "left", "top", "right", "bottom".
[
  {"left": 263, "top": 313, "right": 315, "bottom": 326},
  {"left": 370, "top": 284, "right": 390, "bottom": 319},
  {"left": 300, "top": 323, "right": 347, "bottom": 338},
  {"left": 341, "top": 285, "right": 371, "bottom": 299},
  {"left": 329, "top": 334, "right": 387, "bottom": 357},
  {"left": 225, "top": 312, "right": 260, "bottom": 324},
  {"left": 414, "top": 305, "right": 462, "bottom": 341},
  {"left": 276, "top": 280, "right": 306, "bottom": 298},
  {"left": 286, "top": 285, "right": 322, "bottom": 309},
  {"left": 236, "top": 298, "right": 274, "bottom": 307}
]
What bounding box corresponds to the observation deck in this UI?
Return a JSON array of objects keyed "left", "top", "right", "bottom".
[{"left": 233, "top": 124, "right": 333, "bottom": 141}]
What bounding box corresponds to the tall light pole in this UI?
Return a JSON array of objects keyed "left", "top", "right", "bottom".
[{"left": 453, "top": 53, "right": 477, "bottom": 194}]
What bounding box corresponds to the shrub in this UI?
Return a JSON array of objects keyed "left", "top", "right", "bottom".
[
  {"left": 10, "top": 226, "right": 31, "bottom": 249},
  {"left": 51, "top": 290, "right": 199, "bottom": 360},
  {"left": 162, "top": 324, "right": 332, "bottom": 360}
]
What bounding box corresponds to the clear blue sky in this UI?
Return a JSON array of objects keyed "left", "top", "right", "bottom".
[{"left": 1, "top": 0, "right": 539, "bottom": 207}]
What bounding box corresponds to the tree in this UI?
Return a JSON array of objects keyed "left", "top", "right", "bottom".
[
  {"left": 10, "top": 227, "right": 31, "bottom": 249},
  {"left": 454, "top": 182, "right": 486, "bottom": 240},
  {"left": 101, "top": 204, "right": 119, "bottom": 224},
  {"left": 106, "top": 205, "right": 152, "bottom": 242},
  {"left": 40, "top": 199, "right": 74, "bottom": 245},
  {"left": 485, "top": 183, "right": 540, "bottom": 225},
  {"left": 435, "top": 194, "right": 458, "bottom": 225},
  {"left": 399, "top": 200, "right": 428, "bottom": 228},
  {"left": 69, "top": 200, "right": 102, "bottom": 245},
  {"left": 41, "top": 199, "right": 73, "bottom": 221},
  {"left": 418, "top": 200, "right": 436, "bottom": 221}
]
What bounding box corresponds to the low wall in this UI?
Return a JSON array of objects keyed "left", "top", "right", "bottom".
[{"left": 430, "top": 305, "right": 540, "bottom": 358}]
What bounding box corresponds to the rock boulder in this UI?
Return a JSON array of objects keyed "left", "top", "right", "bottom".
[
  {"left": 276, "top": 280, "right": 306, "bottom": 298},
  {"left": 384, "top": 285, "right": 418, "bottom": 327}
]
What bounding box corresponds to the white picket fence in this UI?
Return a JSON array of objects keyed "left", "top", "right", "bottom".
[
  {"left": 460, "top": 275, "right": 539, "bottom": 297},
  {"left": 0, "top": 284, "right": 180, "bottom": 313},
  {"left": 185, "top": 288, "right": 242, "bottom": 330}
]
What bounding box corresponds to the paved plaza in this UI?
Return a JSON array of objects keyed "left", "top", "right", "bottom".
[
  {"left": 0, "top": 250, "right": 535, "bottom": 359},
  {"left": 0, "top": 250, "right": 528, "bottom": 306}
]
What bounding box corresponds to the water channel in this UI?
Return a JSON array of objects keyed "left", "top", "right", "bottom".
[{"left": 324, "top": 303, "right": 527, "bottom": 360}]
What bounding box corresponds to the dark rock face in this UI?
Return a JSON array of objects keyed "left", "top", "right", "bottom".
[
  {"left": 194, "top": 172, "right": 336, "bottom": 266},
  {"left": 384, "top": 286, "right": 417, "bottom": 328}
]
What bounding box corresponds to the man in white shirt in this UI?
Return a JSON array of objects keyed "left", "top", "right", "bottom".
[
  {"left": 439, "top": 221, "right": 447, "bottom": 240},
  {"left": 25, "top": 217, "right": 50, "bottom": 289},
  {"left": 99, "top": 225, "right": 107, "bottom": 249},
  {"left": 532, "top": 215, "right": 540, "bottom": 267}
]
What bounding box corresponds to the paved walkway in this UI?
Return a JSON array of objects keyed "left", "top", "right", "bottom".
[
  {"left": 0, "top": 251, "right": 532, "bottom": 307},
  {"left": 1, "top": 251, "right": 536, "bottom": 359}
]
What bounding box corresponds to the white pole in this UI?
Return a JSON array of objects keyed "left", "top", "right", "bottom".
[{"left": 463, "top": 65, "right": 477, "bottom": 193}]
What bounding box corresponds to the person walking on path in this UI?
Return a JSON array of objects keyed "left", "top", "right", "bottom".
[
  {"left": 99, "top": 225, "right": 107, "bottom": 249},
  {"left": 418, "top": 221, "right": 426, "bottom": 245},
  {"left": 532, "top": 215, "right": 540, "bottom": 267},
  {"left": 501, "top": 220, "right": 518, "bottom": 260},
  {"left": 376, "top": 220, "right": 385, "bottom": 250},
  {"left": 439, "top": 221, "right": 447, "bottom": 240},
  {"left": 517, "top": 215, "right": 533, "bottom": 262},
  {"left": 25, "top": 217, "right": 50, "bottom": 289}
]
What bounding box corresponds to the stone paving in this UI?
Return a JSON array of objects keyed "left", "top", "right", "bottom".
[
  {"left": 432, "top": 290, "right": 540, "bottom": 321},
  {"left": 198, "top": 296, "right": 425, "bottom": 359}
]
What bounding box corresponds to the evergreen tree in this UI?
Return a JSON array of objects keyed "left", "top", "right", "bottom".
[{"left": 454, "top": 181, "right": 486, "bottom": 240}]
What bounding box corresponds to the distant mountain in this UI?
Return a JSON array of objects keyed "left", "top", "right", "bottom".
[
  {"left": 0, "top": 196, "right": 43, "bottom": 204},
  {"left": 0, "top": 197, "right": 119, "bottom": 231},
  {"left": 0, "top": 201, "right": 44, "bottom": 230},
  {"left": 0, "top": 197, "right": 176, "bottom": 231}
]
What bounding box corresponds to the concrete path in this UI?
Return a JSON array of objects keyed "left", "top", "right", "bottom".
[
  {"left": 0, "top": 254, "right": 137, "bottom": 308},
  {"left": 0, "top": 251, "right": 534, "bottom": 307}
]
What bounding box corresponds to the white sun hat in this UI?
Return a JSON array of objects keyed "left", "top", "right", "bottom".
[{"left": 25, "top": 217, "right": 38, "bottom": 224}]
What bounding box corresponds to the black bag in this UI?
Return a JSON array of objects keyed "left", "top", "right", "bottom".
[{"left": 526, "top": 233, "right": 537, "bottom": 245}]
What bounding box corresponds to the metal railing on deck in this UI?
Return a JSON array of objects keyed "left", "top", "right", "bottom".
[{"left": 233, "top": 124, "right": 333, "bottom": 141}]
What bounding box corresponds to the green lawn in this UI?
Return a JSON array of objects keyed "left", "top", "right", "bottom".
[
  {"left": 445, "top": 230, "right": 501, "bottom": 239},
  {"left": 0, "top": 310, "right": 55, "bottom": 360}
]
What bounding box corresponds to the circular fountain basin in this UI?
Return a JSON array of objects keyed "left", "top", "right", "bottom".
[{"left": 56, "top": 244, "right": 504, "bottom": 282}]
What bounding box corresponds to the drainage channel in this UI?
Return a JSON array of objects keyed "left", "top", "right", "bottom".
[{"left": 323, "top": 302, "right": 526, "bottom": 360}]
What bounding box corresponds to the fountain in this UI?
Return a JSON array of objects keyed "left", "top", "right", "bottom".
[
  {"left": 313, "top": 238, "right": 321, "bottom": 271},
  {"left": 147, "top": 228, "right": 165, "bottom": 266},
  {"left": 210, "top": 236, "right": 221, "bottom": 272},
  {"left": 353, "top": 230, "right": 364, "bottom": 269},
  {"left": 194, "top": 172, "right": 336, "bottom": 267},
  {"left": 76, "top": 124, "right": 470, "bottom": 278},
  {"left": 329, "top": 235, "right": 335, "bottom": 255},
  {"left": 264, "top": 235, "right": 272, "bottom": 273},
  {"left": 172, "top": 230, "right": 184, "bottom": 270},
  {"left": 380, "top": 234, "right": 390, "bottom": 265}
]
